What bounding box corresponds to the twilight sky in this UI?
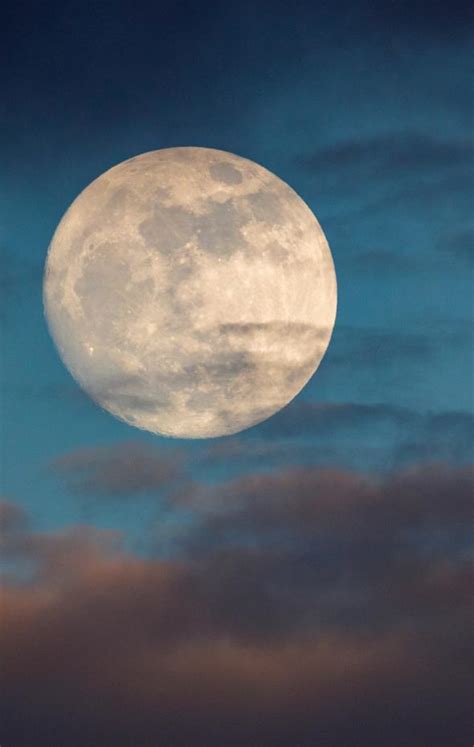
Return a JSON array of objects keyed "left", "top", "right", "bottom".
[{"left": 1, "top": 1, "right": 473, "bottom": 745}]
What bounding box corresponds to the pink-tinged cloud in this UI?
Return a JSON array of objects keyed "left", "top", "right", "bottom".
[
  {"left": 51, "top": 441, "right": 182, "bottom": 496},
  {"left": 1, "top": 462, "right": 473, "bottom": 746}
]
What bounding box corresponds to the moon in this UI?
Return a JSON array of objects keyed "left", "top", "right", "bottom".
[{"left": 43, "top": 147, "right": 337, "bottom": 439}]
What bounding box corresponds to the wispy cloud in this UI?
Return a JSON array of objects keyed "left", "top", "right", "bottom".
[
  {"left": 299, "top": 132, "right": 473, "bottom": 174},
  {"left": 50, "top": 442, "right": 183, "bottom": 498},
  {"left": 0, "top": 249, "right": 41, "bottom": 320}
]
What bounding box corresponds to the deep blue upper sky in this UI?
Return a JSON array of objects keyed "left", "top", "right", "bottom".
[{"left": 1, "top": 3, "right": 473, "bottom": 746}]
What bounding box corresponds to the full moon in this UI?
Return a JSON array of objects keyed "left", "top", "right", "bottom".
[{"left": 44, "top": 147, "right": 337, "bottom": 438}]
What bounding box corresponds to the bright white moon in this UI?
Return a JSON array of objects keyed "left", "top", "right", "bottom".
[{"left": 44, "top": 147, "right": 337, "bottom": 438}]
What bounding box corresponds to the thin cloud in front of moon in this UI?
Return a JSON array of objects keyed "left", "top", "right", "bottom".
[{"left": 43, "top": 147, "right": 337, "bottom": 438}]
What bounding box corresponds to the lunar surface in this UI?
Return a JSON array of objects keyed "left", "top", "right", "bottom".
[{"left": 44, "top": 147, "right": 337, "bottom": 438}]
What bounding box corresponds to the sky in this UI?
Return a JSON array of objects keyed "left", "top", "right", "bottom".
[{"left": 1, "top": 1, "right": 473, "bottom": 745}]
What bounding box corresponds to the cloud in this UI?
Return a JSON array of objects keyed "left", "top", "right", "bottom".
[
  {"left": 0, "top": 499, "right": 28, "bottom": 534},
  {"left": 215, "top": 401, "right": 474, "bottom": 470},
  {"left": 300, "top": 132, "right": 473, "bottom": 175},
  {"left": 326, "top": 326, "right": 435, "bottom": 370},
  {"left": 176, "top": 463, "right": 473, "bottom": 560},
  {"left": 258, "top": 400, "right": 415, "bottom": 436},
  {"left": 217, "top": 321, "right": 329, "bottom": 339},
  {"left": 307, "top": 323, "right": 473, "bottom": 413},
  {"left": 296, "top": 132, "right": 473, "bottom": 237},
  {"left": 437, "top": 227, "right": 474, "bottom": 264},
  {"left": 348, "top": 248, "right": 420, "bottom": 273},
  {"left": 0, "top": 249, "right": 41, "bottom": 320},
  {"left": 50, "top": 442, "right": 183, "bottom": 497},
  {"left": 1, "top": 461, "right": 472, "bottom": 746}
]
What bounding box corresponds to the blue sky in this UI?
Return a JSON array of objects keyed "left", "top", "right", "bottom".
[
  {"left": 1, "top": 2, "right": 473, "bottom": 744},
  {"left": 2, "top": 0, "right": 472, "bottom": 534}
]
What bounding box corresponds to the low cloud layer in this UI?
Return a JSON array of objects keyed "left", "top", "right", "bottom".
[
  {"left": 2, "top": 461, "right": 473, "bottom": 746},
  {"left": 51, "top": 441, "right": 182, "bottom": 497}
]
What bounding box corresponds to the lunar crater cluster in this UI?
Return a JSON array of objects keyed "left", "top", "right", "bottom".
[{"left": 44, "top": 147, "right": 337, "bottom": 438}]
